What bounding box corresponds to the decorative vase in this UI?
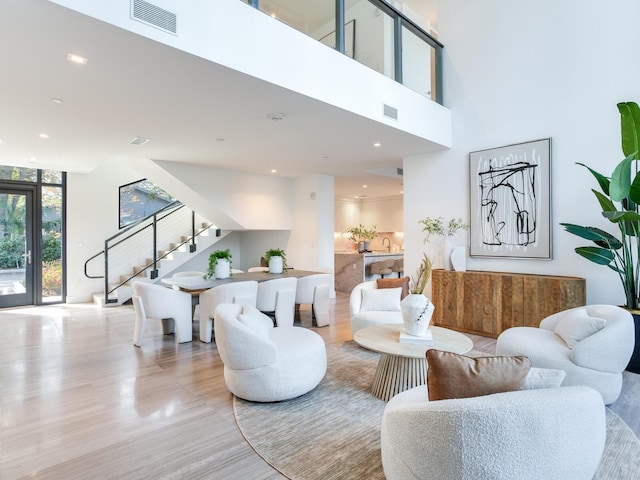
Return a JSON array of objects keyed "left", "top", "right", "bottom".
[
  {"left": 364, "top": 240, "right": 371, "bottom": 252},
  {"left": 443, "top": 236, "right": 454, "bottom": 270},
  {"left": 268, "top": 256, "right": 284, "bottom": 274},
  {"left": 358, "top": 241, "right": 365, "bottom": 253},
  {"left": 450, "top": 246, "right": 467, "bottom": 272},
  {"left": 401, "top": 293, "right": 435, "bottom": 337},
  {"left": 214, "top": 258, "right": 230, "bottom": 279}
]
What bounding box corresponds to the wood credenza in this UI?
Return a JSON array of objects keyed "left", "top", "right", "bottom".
[{"left": 431, "top": 270, "right": 586, "bottom": 338}]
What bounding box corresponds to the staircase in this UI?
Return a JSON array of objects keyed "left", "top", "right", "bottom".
[{"left": 85, "top": 202, "right": 224, "bottom": 306}]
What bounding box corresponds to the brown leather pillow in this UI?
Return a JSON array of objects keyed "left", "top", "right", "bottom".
[
  {"left": 377, "top": 276, "right": 410, "bottom": 299},
  {"left": 426, "top": 349, "right": 531, "bottom": 401}
]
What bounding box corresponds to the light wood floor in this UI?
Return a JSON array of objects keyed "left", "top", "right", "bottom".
[{"left": 0, "top": 295, "right": 638, "bottom": 479}]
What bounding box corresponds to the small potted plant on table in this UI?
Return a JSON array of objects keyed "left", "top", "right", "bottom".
[
  {"left": 205, "top": 248, "right": 233, "bottom": 279},
  {"left": 265, "top": 248, "right": 287, "bottom": 274}
]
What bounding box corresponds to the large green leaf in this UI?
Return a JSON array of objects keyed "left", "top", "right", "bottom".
[
  {"left": 618, "top": 102, "right": 640, "bottom": 159},
  {"left": 561, "top": 223, "right": 623, "bottom": 249},
  {"left": 575, "top": 246, "right": 614, "bottom": 265},
  {"left": 592, "top": 189, "right": 616, "bottom": 213},
  {"left": 610, "top": 153, "right": 635, "bottom": 202},
  {"left": 602, "top": 210, "right": 640, "bottom": 222},
  {"left": 577, "top": 162, "right": 610, "bottom": 196},
  {"left": 630, "top": 170, "right": 640, "bottom": 204}
]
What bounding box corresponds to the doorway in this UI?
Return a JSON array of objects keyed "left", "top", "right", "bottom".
[{"left": 0, "top": 186, "right": 35, "bottom": 307}]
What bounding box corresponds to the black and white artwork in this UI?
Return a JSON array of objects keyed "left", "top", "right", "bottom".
[{"left": 469, "top": 138, "right": 551, "bottom": 259}]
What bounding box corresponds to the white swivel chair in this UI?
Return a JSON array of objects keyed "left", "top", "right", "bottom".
[
  {"left": 295, "top": 273, "right": 331, "bottom": 327},
  {"left": 350, "top": 281, "right": 403, "bottom": 335},
  {"left": 257, "top": 277, "right": 298, "bottom": 327},
  {"left": 381, "top": 384, "right": 606, "bottom": 480},
  {"left": 132, "top": 281, "right": 193, "bottom": 346},
  {"left": 214, "top": 303, "right": 327, "bottom": 402},
  {"left": 198, "top": 281, "right": 258, "bottom": 343},
  {"left": 496, "top": 305, "right": 635, "bottom": 404}
]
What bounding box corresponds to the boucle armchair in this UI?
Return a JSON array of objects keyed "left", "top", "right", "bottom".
[
  {"left": 381, "top": 384, "right": 606, "bottom": 480},
  {"left": 496, "top": 305, "right": 635, "bottom": 404},
  {"left": 349, "top": 281, "right": 403, "bottom": 335},
  {"left": 214, "top": 303, "right": 327, "bottom": 402}
]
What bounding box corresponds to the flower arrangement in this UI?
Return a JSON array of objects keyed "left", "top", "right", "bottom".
[
  {"left": 345, "top": 224, "right": 378, "bottom": 242},
  {"left": 419, "top": 217, "right": 469, "bottom": 244}
]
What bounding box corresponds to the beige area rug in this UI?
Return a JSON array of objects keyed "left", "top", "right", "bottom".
[{"left": 233, "top": 341, "right": 640, "bottom": 480}]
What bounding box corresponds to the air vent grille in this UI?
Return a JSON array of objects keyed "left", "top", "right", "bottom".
[
  {"left": 131, "top": 0, "right": 177, "bottom": 34},
  {"left": 397, "top": 167, "right": 403, "bottom": 176},
  {"left": 383, "top": 104, "right": 398, "bottom": 120}
]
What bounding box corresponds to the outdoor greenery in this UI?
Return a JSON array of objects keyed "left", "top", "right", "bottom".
[
  {"left": 561, "top": 101, "right": 640, "bottom": 310},
  {"left": 0, "top": 236, "right": 24, "bottom": 268},
  {"left": 205, "top": 249, "right": 233, "bottom": 279},
  {"left": 42, "top": 260, "right": 62, "bottom": 297},
  {"left": 265, "top": 248, "right": 287, "bottom": 269}
]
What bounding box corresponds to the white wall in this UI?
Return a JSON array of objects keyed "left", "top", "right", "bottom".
[
  {"left": 404, "top": 0, "right": 640, "bottom": 305},
  {"left": 51, "top": 0, "right": 451, "bottom": 147},
  {"left": 361, "top": 196, "right": 403, "bottom": 232}
]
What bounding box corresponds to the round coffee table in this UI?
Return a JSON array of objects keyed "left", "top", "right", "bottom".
[{"left": 354, "top": 323, "right": 473, "bottom": 401}]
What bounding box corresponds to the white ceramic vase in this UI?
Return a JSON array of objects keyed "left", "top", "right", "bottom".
[
  {"left": 443, "top": 236, "right": 454, "bottom": 270},
  {"left": 214, "top": 258, "right": 230, "bottom": 279},
  {"left": 451, "top": 246, "right": 467, "bottom": 272},
  {"left": 400, "top": 293, "right": 435, "bottom": 337},
  {"left": 358, "top": 241, "right": 365, "bottom": 253},
  {"left": 268, "top": 256, "right": 284, "bottom": 274},
  {"left": 364, "top": 240, "right": 371, "bottom": 252}
]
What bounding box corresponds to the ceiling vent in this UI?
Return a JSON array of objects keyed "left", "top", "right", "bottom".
[
  {"left": 397, "top": 167, "right": 403, "bottom": 176},
  {"left": 131, "top": 0, "right": 177, "bottom": 34},
  {"left": 383, "top": 104, "right": 398, "bottom": 120}
]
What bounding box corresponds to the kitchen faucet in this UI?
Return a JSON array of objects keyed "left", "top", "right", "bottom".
[{"left": 382, "top": 237, "right": 391, "bottom": 252}]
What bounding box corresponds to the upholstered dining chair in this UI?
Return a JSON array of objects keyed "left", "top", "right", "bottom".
[
  {"left": 132, "top": 281, "right": 193, "bottom": 347},
  {"left": 198, "top": 281, "right": 258, "bottom": 343},
  {"left": 214, "top": 303, "right": 327, "bottom": 402},
  {"left": 295, "top": 273, "right": 331, "bottom": 327},
  {"left": 256, "top": 277, "right": 297, "bottom": 327}
]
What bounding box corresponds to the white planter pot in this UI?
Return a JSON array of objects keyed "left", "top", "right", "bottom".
[
  {"left": 443, "top": 236, "right": 454, "bottom": 270},
  {"left": 214, "top": 258, "right": 230, "bottom": 279},
  {"left": 364, "top": 240, "right": 371, "bottom": 252},
  {"left": 400, "top": 293, "right": 435, "bottom": 337},
  {"left": 358, "top": 241, "right": 365, "bottom": 253},
  {"left": 268, "top": 256, "right": 284, "bottom": 274},
  {"left": 451, "top": 246, "right": 467, "bottom": 272}
]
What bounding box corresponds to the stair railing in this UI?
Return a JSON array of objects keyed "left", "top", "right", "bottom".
[{"left": 84, "top": 201, "right": 214, "bottom": 304}]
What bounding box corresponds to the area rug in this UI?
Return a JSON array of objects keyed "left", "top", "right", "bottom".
[{"left": 233, "top": 341, "right": 640, "bottom": 480}]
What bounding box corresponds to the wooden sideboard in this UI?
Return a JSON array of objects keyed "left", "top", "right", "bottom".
[{"left": 431, "top": 270, "right": 586, "bottom": 338}]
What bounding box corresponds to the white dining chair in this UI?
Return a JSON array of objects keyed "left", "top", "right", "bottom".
[
  {"left": 132, "top": 281, "right": 193, "bottom": 346},
  {"left": 295, "top": 273, "right": 331, "bottom": 327},
  {"left": 256, "top": 277, "right": 298, "bottom": 327},
  {"left": 198, "top": 281, "right": 258, "bottom": 343}
]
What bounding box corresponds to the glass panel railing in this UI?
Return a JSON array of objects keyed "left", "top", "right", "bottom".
[
  {"left": 245, "top": 0, "right": 442, "bottom": 103},
  {"left": 402, "top": 23, "right": 435, "bottom": 100}
]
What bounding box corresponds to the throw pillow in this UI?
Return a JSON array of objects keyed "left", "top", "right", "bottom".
[
  {"left": 360, "top": 287, "right": 402, "bottom": 312},
  {"left": 239, "top": 305, "right": 273, "bottom": 339},
  {"left": 554, "top": 310, "right": 606, "bottom": 348},
  {"left": 426, "top": 349, "right": 531, "bottom": 401},
  {"left": 377, "top": 276, "right": 410, "bottom": 299},
  {"left": 521, "top": 367, "right": 566, "bottom": 390}
]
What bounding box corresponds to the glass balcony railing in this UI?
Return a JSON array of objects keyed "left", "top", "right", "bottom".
[{"left": 245, "top": 0, "right": 443, "bottom": 104}]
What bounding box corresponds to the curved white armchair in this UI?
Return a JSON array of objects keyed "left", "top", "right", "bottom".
[
  {"left": 257, "top": 277, "right": 297, "bottom": 327},
  {"left": 496, "top": 305, "right": 635, "bottom": 404},
  {"left": 132, "top": 281, "right": 193, "bottom": 346},
  {"left": 198, "top": 281, "right": 258, "bottom": 343},
  {"left": 350, "top": 281, "right": 403, "bottom": 335},
  {"left": 214, "top": 303, "right": 327, "bottom": 402},
  {"left": 381, "top": 385, "right": 606, "bottom": 480},
  {"left": 295, "top": 273, "right": 331, "bottom": 327}
]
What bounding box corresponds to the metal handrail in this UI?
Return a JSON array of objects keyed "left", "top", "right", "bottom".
[{"left": 84, "top": 202, "right": 213, "bottom": 304}]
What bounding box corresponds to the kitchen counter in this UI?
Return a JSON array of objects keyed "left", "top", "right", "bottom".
[{"left": 334, "top": 252, "right": 404, "bottom": 293}]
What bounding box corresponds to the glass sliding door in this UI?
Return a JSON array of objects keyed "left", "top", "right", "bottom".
[{"left": 0, "top": 187, "right": 34, "bottom": 307}]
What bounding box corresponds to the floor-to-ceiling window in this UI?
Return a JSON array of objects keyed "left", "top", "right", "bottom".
[{"left": 0, "top": 165, "right": 66, "bottom": 306}]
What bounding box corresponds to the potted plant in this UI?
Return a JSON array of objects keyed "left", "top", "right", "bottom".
[
  {"left": 265, "top": 248, "right": 287, "bottom": 274},
  {"left": 419, "top": 216, "right": 469, "bottom": 270},
  {"left": 345, "top": 224, "right": 377, "bottom": 252},
  {"left": 401, "top": 253, "right": 435, "bottom": 336},
  {"left": 560, "top": 100, "right": 640, "bottom": 373},
  {"left": 205, "top": 248, "right": 233, "bottom": 279}
]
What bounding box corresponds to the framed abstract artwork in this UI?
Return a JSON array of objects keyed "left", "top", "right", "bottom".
[{"left": 469, "top": 138, "right": 552, "bottom": 259}]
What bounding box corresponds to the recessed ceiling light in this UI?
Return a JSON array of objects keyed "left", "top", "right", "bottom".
[
  {"left": 271, "top": 169, "right": 277, "bottom": 173},
  {"left": 362, "top": 184, "right": 368, "bottom": 188},
  {"left": 39, "top": 133, "right": 49, "bottom": 139},
  {"left": 66, "top": 53, "right": 88, "bottom": 65},
  {"left": 29, "top": 157, "right": 37, "bottom": 163},
  {"left": 373, "top": 142, "right": 382, "bottom": 147},
  {"left": 130, "top": 137, "right": 150, "bottom": 146},
  {"left": 51, "top": 98, "right": 64, "bottom": 104}
]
